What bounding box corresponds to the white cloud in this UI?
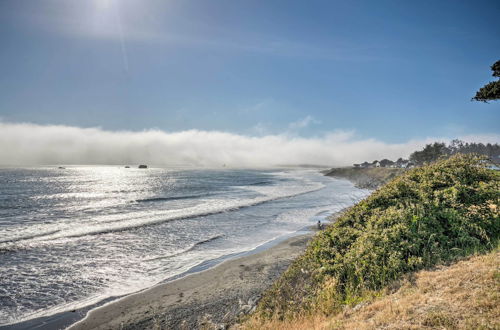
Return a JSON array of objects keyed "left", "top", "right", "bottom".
[
  {"left": 0, "top": 122, "right": 498, "bottom": 167},
  {"left": 238, "top": 99, "right": 275, "bottom": 114},
  {"left": 251, "top": 122, "right": 270, "bottom": 136},
  {"left": 288, "top": 116, "right": 321, "bottom": 131}
]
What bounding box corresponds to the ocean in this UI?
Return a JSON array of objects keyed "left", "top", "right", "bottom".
[{"left": 0, "top": 166, "right": 369, "bottom": 326}]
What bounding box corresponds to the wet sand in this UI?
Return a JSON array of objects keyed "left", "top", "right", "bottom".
[{"left": 69, "top": 233, "right": 314, "bottom": 330}]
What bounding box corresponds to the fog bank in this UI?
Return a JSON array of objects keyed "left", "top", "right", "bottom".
[{"left": 0, "top": 122, "right": 498, "bottom": 167}]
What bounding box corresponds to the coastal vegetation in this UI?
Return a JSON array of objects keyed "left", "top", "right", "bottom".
[
  {"left": 325, "top": 140, "right": 500, "bottom": 188},
  {"left": 409, "top": 140, "right": 500, "bottom": 166},
  {"left": 324, "top": 167, "right": 404, "bottom": 189},
  {"left": 349, "top": 140, "right": 500, "bottom": 170},
  {"left": 243, "top": 154, "right": 499, "bottom": 327},
  {"left": 473, "top": 60, "right": 500, "bottom": 102},
  {"left": 241, "top": 248, "right": 499, "bottom": 329}
]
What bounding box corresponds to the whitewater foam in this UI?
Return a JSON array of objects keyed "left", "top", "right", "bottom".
[{"left": 0, "top": 174, "right": 324, "bottom": 249}]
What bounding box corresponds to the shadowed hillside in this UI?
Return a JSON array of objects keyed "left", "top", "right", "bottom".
[{"left": 324, "top": 167, "right": 405, "bottom": 189}]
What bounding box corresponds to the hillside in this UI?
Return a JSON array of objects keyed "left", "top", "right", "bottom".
[
  {"left": 240, "top": 248, "right": 499, "bottom": 329},
  {"left": 242, "top": 154, "right": 499, "bottom": 328},
  {"left": 324, "top": 167, "right": 405, "bottom": 189}
]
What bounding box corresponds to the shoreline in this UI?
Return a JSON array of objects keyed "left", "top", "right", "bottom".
[
  {"left": 70, "top": 232, "right": 316, "bottom": 330},
  {"left": 1, "top": 172, "right": 351, "bottom": 330},
  {"left": 2, "top": 228, "right": 319, "bottom": 330}
]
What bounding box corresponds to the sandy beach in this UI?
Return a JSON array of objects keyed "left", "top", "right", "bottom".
[{"left": 68, "top": 232, "right": 314, "bottom": 330}]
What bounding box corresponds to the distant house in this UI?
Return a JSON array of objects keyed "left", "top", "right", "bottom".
[
  {"left": 395, "top": 158, "right": 410, "bottom": 168},
  {"left": 355, "top": 158, "right": 414, "bottom": 169},
  {"left": 482, "top": 158, "right": 500, "bottom": 170},
  {"left": 405, "top": 162, "right": 415, "bottom": 169}
]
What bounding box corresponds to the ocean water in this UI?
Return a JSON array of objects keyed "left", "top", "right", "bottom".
[{"left": 0, "top": 166, "right": 369, "bottom": 326}]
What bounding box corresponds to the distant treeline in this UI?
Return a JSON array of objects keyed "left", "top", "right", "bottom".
[
  {"left": 355, "top": 140, "right": 500, "bottom": 168},
  {"left": 409, "top": 139, "right": 500, "bottom": 165}
]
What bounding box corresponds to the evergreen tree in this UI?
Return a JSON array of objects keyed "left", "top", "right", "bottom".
[{"left": 472, "top": 60, "right": 500, "bottom": 102}]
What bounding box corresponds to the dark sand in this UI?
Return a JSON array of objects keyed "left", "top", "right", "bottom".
[{"left": 69, "top": 233, "right": 314, "bottom": 330}]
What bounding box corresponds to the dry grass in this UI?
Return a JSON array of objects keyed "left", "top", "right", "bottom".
[{"left": 239, "top": 250, "right": 500, "bottom": 330}]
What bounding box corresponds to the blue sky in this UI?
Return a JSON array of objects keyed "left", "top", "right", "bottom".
[{"left": 0, "top": 0, "right": 499, "bottom": 143}]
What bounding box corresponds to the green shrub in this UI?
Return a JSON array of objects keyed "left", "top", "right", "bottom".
[{"left": 256, "top": 154, "right": 499, "bottom": 319}]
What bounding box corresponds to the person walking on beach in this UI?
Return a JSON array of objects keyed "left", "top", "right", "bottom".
[{"left": 317, "top": 220, "right": 323, "bottom": 230}]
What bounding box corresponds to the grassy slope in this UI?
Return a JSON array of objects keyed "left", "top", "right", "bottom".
[
  {"left": 240, "top": 248, "right": 499, "bottom": 329},
  {"left": 324, "top": 167, "right": 405, "bottom": 189},
  {"left": 241, "top": 155, "right": 499, "bottom": 328}
]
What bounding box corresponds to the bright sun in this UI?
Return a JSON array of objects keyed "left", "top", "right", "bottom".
[{"left": 95, "top": 0, "right": 113, "bottom": 11}]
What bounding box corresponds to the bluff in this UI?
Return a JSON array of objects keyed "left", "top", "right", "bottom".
[{"left": 243, "top": 155, "right": 499, "bottom": 328}]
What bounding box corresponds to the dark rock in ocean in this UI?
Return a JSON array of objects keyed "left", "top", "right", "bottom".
[{"left": 138, "top": 165, "right": 148, "bottom": 169}]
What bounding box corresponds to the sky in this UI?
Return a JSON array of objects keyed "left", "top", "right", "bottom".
[{"left": 0, "top": 0, "right": 499, "bottom": 166}]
